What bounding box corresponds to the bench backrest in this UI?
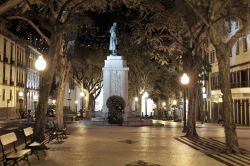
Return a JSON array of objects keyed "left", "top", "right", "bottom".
[
  {"left": 24, "top": 127, "right": 33, "bottom": 137},
  {"left": 0, "top": 132, "right": 17, "bottom": 146}
]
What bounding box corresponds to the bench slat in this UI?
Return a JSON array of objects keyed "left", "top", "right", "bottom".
[
  {"left": 7, "top": 149, "right": 31, "bottom": 159},
  {"left": 0, "top": 132, "right": 17, "bottom": 146},
  {"left": 24, "top": 127, "right": 33, "bottom": 137}
]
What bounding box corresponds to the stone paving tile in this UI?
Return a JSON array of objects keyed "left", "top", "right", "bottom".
[{"left": 14, "top": 123, "right": 250, "bottom": 166}]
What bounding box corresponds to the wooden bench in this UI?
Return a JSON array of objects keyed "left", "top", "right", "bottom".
[
  {"left": 23, "top": 127, "right": 46, "bottom": 160},
  {"left": 47, "top": 120, "right": 67, "bottom": 143},
  {"left": 0, "top": 132, "right": 30, "bottom": 166}
]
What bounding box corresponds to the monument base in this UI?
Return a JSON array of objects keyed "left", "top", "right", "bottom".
[{"left": 102, "top": 55, "right": 129, "bottom": 120}]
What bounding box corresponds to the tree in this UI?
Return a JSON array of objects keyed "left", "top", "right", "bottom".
[
  {"left": 183, "top": 0, "right": 250, "bottom": 153},
  {"left": 127, "top": 0, "right": 210, "bottom": 137},
  {"left": 70, "top": 47, "right": 104, "bottom": 119},
  {"left": 1, "top": 0, "right": 109, "bottom": 141}
]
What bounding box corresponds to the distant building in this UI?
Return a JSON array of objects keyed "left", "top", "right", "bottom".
[
  {"left": 206, "top": 20, "right": 250, "bottom": 126},
  {"left": 25, "top": 46, "right": 40, "bottom": 113},
  {"left": 0, "top": 30, "right": 40, "bottom": 119}
]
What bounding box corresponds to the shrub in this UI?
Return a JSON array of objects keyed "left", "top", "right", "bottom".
[{"left": 107, "top": 95, "right": 125, "bottom": 125}]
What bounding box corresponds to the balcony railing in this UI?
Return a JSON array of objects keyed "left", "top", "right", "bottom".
[
  {"left": 2, "top": 80, "right": 8, "bottom": 85},
  {"left": 10, "top": 80, "right": 14, "bottom": 86},
  {"left": 10, "top": 60, "right": 15, "bottom": 65},
  {"left": 16, "top": 82, "right": 25, "bottom": 87},
  {"left": 3, "top": 57, "right": 8, "bottom": 63}
]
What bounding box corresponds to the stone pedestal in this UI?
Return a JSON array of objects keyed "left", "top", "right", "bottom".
[{"left": 102, "top": 55, "right": 129, "bottom": 120}]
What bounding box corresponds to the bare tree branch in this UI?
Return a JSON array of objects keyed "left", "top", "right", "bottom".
[
  {"left": 184, "top": 0, "right": 209, "bottom": 27},
  {"left": 7, "top": 15, "right": 51, "bottom": 45},
  {"left": 0, "top": 0, "right": 22, "bottom": 15}
]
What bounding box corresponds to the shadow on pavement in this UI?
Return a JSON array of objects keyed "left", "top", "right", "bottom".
[{"left": 175, "top": 136, "right": 250, "bottom": 166}]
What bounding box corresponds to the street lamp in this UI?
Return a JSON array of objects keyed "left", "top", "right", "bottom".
[
  {"left": 161, "top": 101, "right": 166, "bottom": 119},
  {"left": 80, "top": 91, "right": 85, "bottom": 119},
  {"left": 68, "top": 89, "right": 71, "bottom": 111},
  {"left": 180, "top": 73, "right": 189, "bottom": 132},
  {"left": 144, "top": 92, "right": 149, "bottom": 118},
  {"left": 134, "top": 97, "right": 138, "bottom": 112},
  {"left": 80, "top": 91, "right": 85, "bottom": 109},
  {"left": 35, "top": 55, "right": 46, "bottom": 71},
  {"left": 52, "top": 99, "right": 56, "bottom": 105},
  {"left": 172, "top": 100, "right": 177, "bottom": 105},
  {"left": 33, "top": 94, "right": 38, "bottom": 112},
  {"left": 74, "top": 100, "right": 78, "bottom": 118},
  {"left": 18, "top": 91, "right": 24, "bottom": 118},
  {"left": 172, "top": 99, "right": 177, "bottom": 120}
]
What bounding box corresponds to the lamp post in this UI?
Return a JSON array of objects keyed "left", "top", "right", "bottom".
[
  {"left": 35, "top": 55, "right": 46, "bottom": 71},
  {"left": 172, "top": 99, "right": 177, "bottom": 120},
  {"left": 18, "top": 91, "right": 24, "bottom": 119},
  {"left": 75, "top": 100, "right": 78, "bottom": 117},
  {"left": 162, "top": 102, "right": 166, "bottom": 119},
  {"left": 144, "top": 92, "right": 149, "bottom": 118},
  {"left": 134, "top": 97, "right": 138, "bottom": 112},
  {"left": 180, "top": 73, "right": 189, "bottom": 132},
  {"left": 68, "top": 89, "right": 71, "bottom": 111},
  {"left": 33, "top": 94, "right": 38, "bottom": 112},
  {"left": 80, "top": 91, "right": 85, "bottom": 119}
]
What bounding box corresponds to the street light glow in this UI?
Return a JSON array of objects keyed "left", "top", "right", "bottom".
[
  {"left": 134, "top": 97, "right": 138, "bottom": 101},
  {"left": 162, "top": 102, "right": 166, "bottom": 107},
  {"left": 52, "top": 99, "right": 56, "bottom": 105},
  {"left": 35, "top": 55, "right": 47, "bottom": 71},
  {"left": 180, "top": 73, "right": 189, "bottom": 85},
  {"left": 75, "top": 100, "right": 78, "bottom": 104},
  {"left": 18, "top": 91, "right": 24, "bottom": 97},
  {"left": 172, "top": 100, "right": 177, "bottom": 105},
  {"left": 80, "top": 91, "right": 85, "bottom": 97},
  {"left": 33, "top": 94, "right": 38, "bottom": 102},
  {"left": 202, "top": 87, "right": 206, "bottom": 93}
]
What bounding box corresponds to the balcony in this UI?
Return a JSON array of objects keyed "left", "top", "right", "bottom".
[
  {"left": 10, "top": 80, "right": 14, "bottom": 86},
  {"left": 17, "top": 82, "right": 25, "bottom": 87},
  {"left": 2, "top": 80, "right": 8, "bottom": 85},
  {"left": 10, "top": 60, "right": 15, "bottom": 65},
  {"left": 3, "top": 57, "right": 8, "bottom": 63}
]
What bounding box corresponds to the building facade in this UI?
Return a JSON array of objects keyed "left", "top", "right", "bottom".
[
  {"left": 0, "top": 31, "right": 40, "bottom": 119},
  {"left": 25, "top": 46, "right": 40, "bottom": 114},
  {"left": 206, "top": 20, "right": 250, "bottom": 126}
]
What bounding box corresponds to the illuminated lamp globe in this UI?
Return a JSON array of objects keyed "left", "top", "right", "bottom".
[
  {"left": 35, "top": 56, "right": 47, "bottom": 71},
  {"left": 180, "top": 73, "right": 190, "bottom": 85},
  {"left": 80, "top": 91, "right": 85, "bottom": 97},
  {"left": 162, "top": 102, "right": 166, "bottom": 107},
  {"left": 19, "top": 91, "right": 24, "bottom": 97},
  {"left": 134, "top": 97, "right": 138, "bottom": 102},
  {"left": 33, "top": 95, "right": 38, "bottom": 102}
]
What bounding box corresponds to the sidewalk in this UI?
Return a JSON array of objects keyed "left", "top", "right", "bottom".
[{"left": 17, "top": 122, "right": 250, "bottom": 166}]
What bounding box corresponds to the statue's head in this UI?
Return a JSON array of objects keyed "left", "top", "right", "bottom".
[{"left": 113, "top": 22, "right": 117, "bottom": 26}]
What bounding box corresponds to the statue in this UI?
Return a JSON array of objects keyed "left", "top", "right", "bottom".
[{"left": 109, "top": 22, "right": 118, "bottom": 55}]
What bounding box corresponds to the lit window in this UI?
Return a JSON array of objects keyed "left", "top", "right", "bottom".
[
  {"left": 243, "top": 37, "right": 247, "bottom": 52},
  {"left": 236, "top": 40, "right": 239, "bottom": 55}
]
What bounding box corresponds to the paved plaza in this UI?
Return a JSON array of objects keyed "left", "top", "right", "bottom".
[{"left": 13, "top": 122, "right": 250, "bottom": 166}]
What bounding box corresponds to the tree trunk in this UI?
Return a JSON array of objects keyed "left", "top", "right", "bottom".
[
  {"left": 138, "top": 94, "right": 142, "bottom": 114},
  {"left": 56, "top": 57, "right": 70, "bottom": 129},
  {"left": 34, "top": 33, "right": 63, "bottom": 142},
  {"left": 84, "top": 90, "right": 91, "bottom": 119},
  {"left": 87, "top": 93, "right": 95, "bottom": 119},
  {"left": 216, "top": 46, "right": 240, "bottom": 153},
  {"left": 186, "top": 72, "right": 199, "bottom": 138}
]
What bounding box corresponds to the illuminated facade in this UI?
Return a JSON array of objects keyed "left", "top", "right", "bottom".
[
  {"left": 25, "top": 46, "right": 40, "bottom": 113},
  {"left": 206, "top": 21, "right": 250, "bottom": 126},
  {"left": 0, "top": 31, "right": 40, "bottom": 119}
]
